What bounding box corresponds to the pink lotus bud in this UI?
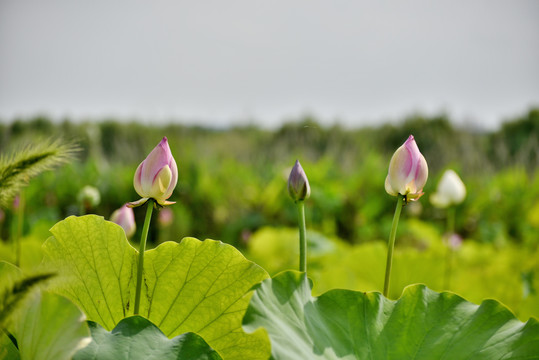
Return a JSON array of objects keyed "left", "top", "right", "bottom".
[
  {"left": 157, "top": 207, "right": 174, "bottom": 227},
  {"left": 110, "top": 204, "right": 136, "bottom": 238},
  {"left": 288, "top": 160, "right": 310, "bottom": 202},
  {"left": 430, "top": 169, "right": 466, "bottom": 208},
  {"left": 445, "top": 233, "right": 463, "bottom": 250},
  {"left": 128, "top": 137, "right": 178, "bottom": 207},
  {"left": 385, "top": 135, "right": 428, "bottom": 202}
]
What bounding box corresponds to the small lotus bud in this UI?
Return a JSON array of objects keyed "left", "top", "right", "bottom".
[
  {"left": 110, "top": 204, "right": 136, "bottom": 238},
  {"left": 385, "top": 135, "right": 428, "bottom": 202},
  {"left": 288, "top": 160, "right": 310, "bottom": 202},
  {"left": 77, "top": 185, "right": 101, "bottom": 209},
  {"left": 128, "top": 137, "right": 178, "bottom": 207},
  {"left": 445, "top": 233, "right": 463, "bottom": 250},
  {"left": 157, "top": 207, "right": 174, "bottom": 227},
  {"left": 430, "top": 169, "right": 466, "bottom": 208}
]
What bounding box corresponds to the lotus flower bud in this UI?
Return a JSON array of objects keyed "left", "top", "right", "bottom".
[
  {"left": 430, "top": 169, "right": 466, "bottom": 208},
  {"left": 110, "top": 204, "right": 136, "bottom": 238},
  {"left": 385, "top": 135, "right": 428, "bottom": 202},
  {"left": 288, "top": 160, "right": 310, "bottom": 202},
  {"left": 128, "top": 137, "right": 178, "bottom": 207},
  {"left": 445, "top": 233, "right": 463, "bottom": 250},
  {"left": 157, "top": 207, "right": 174, "bottom": 227}
]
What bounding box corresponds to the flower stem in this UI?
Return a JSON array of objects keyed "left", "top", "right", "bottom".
[
  {"left": 443, "top": 206, "right": 456, "bottom": 289},
  {"left": 383, "top": 194, "right": 404, "bottom": 298},
  {"left": 446, "top": 206, "right": 455, "bottom": 234},
  {"left": 296, "top": 200, "right": 307, "bottom": 273},
  {"left": 134, "top": 200, "right": 154, "bottom": 315}
]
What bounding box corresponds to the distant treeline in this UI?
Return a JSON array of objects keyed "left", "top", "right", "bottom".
[{"left": 1, "top": 108, "right": 538, "bottom": 174}]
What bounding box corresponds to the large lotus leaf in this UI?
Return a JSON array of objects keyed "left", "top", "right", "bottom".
[
  {"left": 139, "top": 239, "right": 270, "bottom": 359},
  {"left": 1, "top": 262, "right": 85, "bottom": 360},
  {"left": 74, "top": 316, "right": 221, "bottom": 360},
  {"left": 0, "top": 261, "right": 23, "bottom": 325},
  {"left": 42, "top": 215, "right": 136, "bottom": 328},
  {"left": 42, "top": 215, "right": 270, "bottom": 359},
  {"left": 13, "top": 292, "right": 91, "bottom": 360},
  {"left": 243, "top": 271, "right": 539, "bottom": 359},
  {"left": 0, "top": 331, "right": 20, "bottom": 360},
  {"left": 0, "top": 260, "right": 23, "bottom": 280}
]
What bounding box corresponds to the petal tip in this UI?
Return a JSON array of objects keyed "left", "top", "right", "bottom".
[{"left": 127, "top": 198, "right": 149, "bottom": 208}]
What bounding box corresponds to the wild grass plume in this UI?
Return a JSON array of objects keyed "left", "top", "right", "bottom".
[
  {"left": 0, "top": 139, "right": 78, "bottom": 208},
  {"left": 0, "top": 272, "right": 55, "bottom": 329}
]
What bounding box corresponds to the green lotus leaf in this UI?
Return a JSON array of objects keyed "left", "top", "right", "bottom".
[
  {"left": 42, "top": 215, "right": 270, "bottom": 359},
  {"left": 1, "top": 262, "right": 86, "bottom": 360},
  {"left": 74, "top": 315, "right": 221, "bottom": 360},
  {"left": 0, "top": 331, "right": 20, "bottom": 360},
  {"left": 42, "top": 215, "right": 136, "bottom": 329},
  {"left": 139, "top": 238, "right": 269, "bottom": 359},
  {"left": 243, "top": 270, "right": 539, "bottom": 359},
  {"left": 13, "top": 292, "right": 91, "bottom": 360},
  {"left": 0, "top": 260, "right": 23, "bottom": 280},
  {"left": 0, "top": 261, "right": 23, "bottom": 327}
]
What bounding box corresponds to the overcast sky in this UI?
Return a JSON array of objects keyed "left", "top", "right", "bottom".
[{"left": 1, "top": 0, "right": 538, "bottom": 129}]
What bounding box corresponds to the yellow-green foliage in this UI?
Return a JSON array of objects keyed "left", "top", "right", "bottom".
[{"left": 245, "top": 225, "right": 539, "bottom": 321}]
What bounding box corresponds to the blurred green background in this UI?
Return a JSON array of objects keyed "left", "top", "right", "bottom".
[{"left": 1, "top": 109, "right": 539, "bottom": 321}]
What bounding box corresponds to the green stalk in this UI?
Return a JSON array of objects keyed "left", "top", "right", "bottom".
[
  {"left": 443, "top": 206, "right": 456, "bottom": 290},
  {"left": 383, "top": 194, "right": 404, "bottom": 298},
  {"left": 134, "top": 200, "right": 154, "bottom": 315},
  {"left": 446, "top": 206, "right": 455, "bottom": 235},
  {"left": 296, "top": 201, "right": 307, "bottom": 273}
]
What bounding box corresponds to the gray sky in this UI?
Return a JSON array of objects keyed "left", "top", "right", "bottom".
[{"left": 1, "top": 0, "right": 538, "bottom": 129}]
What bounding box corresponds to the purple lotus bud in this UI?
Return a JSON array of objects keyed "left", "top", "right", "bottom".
[
  {"left": 384, "top": 135, "right": 428, "bottom": 202},
  {"left": 110, "top": 204, "right": 136, "bottom": 238},
  {"left": 128, "top": 137, "right": 178, "bottom": 207},
  {"left": 157, "top": 207, "right": 174, "bottom": 227},
  {"left": 445, "top": 233, "right": 463, "bottom": 250},
  {"left": 288, "top": 160, "right": 310, "bottom": 202},
  {"left": 430, "top": 169, "right": 466, "bottom": 208}
]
